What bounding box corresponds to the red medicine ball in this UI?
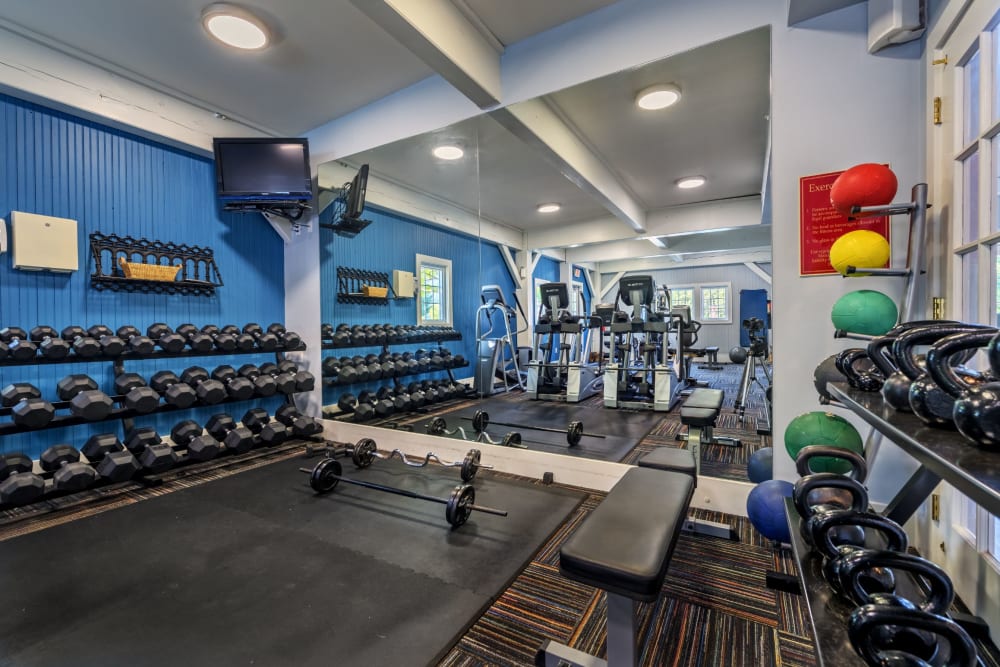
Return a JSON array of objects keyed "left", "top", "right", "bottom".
[{"left": 830, "top": 163, "right": 898, "bottom": 215}]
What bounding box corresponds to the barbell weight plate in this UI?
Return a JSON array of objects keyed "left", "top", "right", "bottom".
[
  {"left": 472, "top": 410, "right": 489, "bottom": 433},
  {"left": 567, "top": 421, "right": 584, "bottom": 447},
  {"left": 445, "top": 484, "right": 475, "bottom": 528},
  {"left": 461, "top": 449, "right": 481, "bottom": 482},
  {"left": 310, "top": 458, "right": 342, "bottom": 494},
  {"left": 427, "top": 416, "right": 447, "bottom": 436},
  {"left": 352, "top": 438, "right": 377, "bottom": 469},
  {"left": 502, "top": 432, "right": 521, "bottom": 447}
]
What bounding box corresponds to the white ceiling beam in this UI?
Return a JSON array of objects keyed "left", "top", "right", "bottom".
[
  {"left": 499, "top": 245, "right": 523, "bottom": 290},
  {"left": 581, "top": 267, "right": 596, "bottom": 300},
  {"left": 491, "top": 100, "right": 647, "bottom": 233},
  {"left": 600, "top": 271, "right": 626, "bottom": 300},
  {"left": 350, "top": 0, "right": 502, "bottom": 108},
  {"left": 598, "top": 250, "right": 772, "bottom": 274},
  {"left": 565, "top": 225, "right": 771, "bottom": 264},
  {"left": 744, "top": 262, "right": 772, "bottom": 285},
  {"left": 529, "top": 251, "right": 543, "bottom": 279}
]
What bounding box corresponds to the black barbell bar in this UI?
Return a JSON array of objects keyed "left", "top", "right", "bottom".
[{"left": 463, "top": 410, "right": 599, "bottom": 446}]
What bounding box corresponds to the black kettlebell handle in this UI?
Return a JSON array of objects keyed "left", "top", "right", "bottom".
[
  {"left": 793, "top": 473, "right": 869, "bottom": 520},
  {"left": 892, "top": 325, "right": 989, "bottom": 381},
  {"left": 867, "top": 334, "right": 901, "bottom": 377},
  {"left": 840, "top": 550, "right": 955, "bottom": 614},
  {"left": 809, "top": 509, "right": 908, "bottom": 560},
  {"left": 925, "top": 330, "right": 999, "bottom": 398},
  {"left": 848, "top": 604, "right": 978, "bottom": 667},
  {"left": 795, "top": 445, "right": 868, "bottom": 481},
  {"left": 836, "top": 347, "right": 867, "bottom": 377},
  {"left": 839, "top": 348, "right": 885, "bottom": 389}
]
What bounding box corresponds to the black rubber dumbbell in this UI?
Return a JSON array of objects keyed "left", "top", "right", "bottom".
[
  {"left": 377, "top": 352, "right": 396, "bottom": 379},
  {"left": 274, "top": 404, "right": 323, "bottom": 436},
  {"left": 113, "top": 373, "right": 161, "bottom": 413},
  {"left": 337, "top": 357, "right": 358, "bottom": 384},
  {"left": 265, "top": 323, "right": 303, "bottom": 349},
  {"left": 179, "top": 367, "right": 226, "bottom": 404},
  {"left": 29, "top": 326, "right": 70, "bottom": 360},
  {"left": 82, "top": 433, "right": 141, "bottom": 482},
  {"left": 338, "top": 393, "right": 357, "bottom": 414},
  {"left": 236, "top": 364, "right": 278, "bottom": 397},
  {"left": 354, "top": 391, "right": 377, "bottom": 421},
  {"left": 257, "top": 363, "right": 297, "bottom": 395},
  {"left": 210, "top": 365, "right": 255, "bottom": 401},
  {"left": 116, "top": 326, "right": 155, "bottom": 354},
  {"left": 276, "top": 360, "right": 315, "bottom": 392},
  {"left": 350, "top": 355, "right": 370, "bottom": 383},
  {"left": 0, "top": 452, "right": 45, "bottom": 505},
  {"left": 0, "top": 327, "right": 38, "bottom": 361},
  {"left": 85, "top": 325, "right": 126, "bottom": 357},
  {"left": 221, "top": 325, "right": 256, "bottom": 351},
  {"left": 242, "top": 323, "right": 278, "bottom": 351},
  {"left": 59, "top": 326, "right": 101, "bottom": 358},
  {"left": 392, "top": 387, "right": 413, "bottom": 413},
  {"left": 200, "top": 325, "right": 238, "bottom": 352},
  {"left": 321, "top": 323, "right": 334, "bottom": 341},
  {"left": 241, "top": 408, "right": 289, "bottom": 446},
  {"left": 176, "top": 324, "right": 214, "bottom": 353},
  {"left": 332, "top": 324, "right": 351, "bottom": 348},
  {"left": 205, "top": 414, "right": 255, "bottom": 454},
  {"left": 40, "top": 444, "right": 98, "bottom": 492},
  {"left": 149, "top": 371, "right": 198, "bottom": 409},
  {"left": 362, "top": 354, "right": 383, "bottom": 381},
  {"left": 56, "top": 375, "right": 114, "bottom": 421},
  {"left": 124, "top": 428, "right": 179, "bottom": 472},
  {"left": 401, "top": 352, "right": 419, "bottom": 375},
  {"left": 407, "top": 382, "right": 426, "bottom": 408},
  {"left": 452, "top": 353, "right": 466, "bottom": 367},
  {"left": 322, "top": 357, "right": 341, "bottom": 380},
  {"left": 374, "top": 387, "right": 395, "bottom": 417},
  {"left": 146, "top": 323, "right": 186, "bottom": 353},
  {"left": 168, "top": 420, "right": 221, "bottom": 462},
  {"left": 1, "top": 382, "right": 55, "bottom": 428}
]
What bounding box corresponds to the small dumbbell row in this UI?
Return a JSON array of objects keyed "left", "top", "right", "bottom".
[
  {"left": 321, "top": 322, "right": 462, "bottom": 348},
  {"left": 334, "top": 380, "right": 469, "bottom": 422},
  {"left": 322, "top": 348, "right": 468, "bottom": 384}
]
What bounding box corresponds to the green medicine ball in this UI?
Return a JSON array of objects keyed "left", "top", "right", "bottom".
[
  {"left": 831, "top": 290, "right": 897, "bottom": 336},
  {"left": 784, "top": 411, "right": 864, "bottom": 474}
]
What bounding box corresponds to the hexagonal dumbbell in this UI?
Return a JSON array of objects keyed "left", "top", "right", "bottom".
[
  {"left": 221, "top": 325, "right": 256, "bottom": 351},
  {"left": 241, "top": 408, "right": 288, "bottom": 446},
  {"left": 353, "top": 392, "right": 377, "bottom": 422},
  {"left": 40, "top": 444, "right": 98, "bottom": 492},
  {"left": 149, "top": 371, "right": 198, "bottom": 409},
  {"left": 60, "top": 325, "right": 101, "bottom": 358},
  {"left": 204, "top": 414, "right": 254, "bottom": 454},
  {"left": 242, "top": 323, "right": 278, "bottom": 351},
  {"left": 29, "top": 326, "right": 70, "bottom": 360},
  {"left": 200, "top": 325, "right": 237, "bottom": 352},
  {"left": 374, "top": 387, "right": 395, "bottom": 417},
  {"left": 179, "top": 366, "right": 226, "bottom": 405},
  {"left": 82, "top": 433, "right": 140, "bottom": 483},
  {"left": 56, "top": 375, "right": 114, "bottom": 421},
  {"left": 115, "top": 325, "right": 154, "bottom": 355},
  {"left": 257, "top": 363, "right": 297, "bottom": 395},
  {"left": 321, "top": 323, "right": 334, "bottom": 341},
  {"left": 146, "top": 323, "right": 186, "bottom": 353},
  {"left": 392, "top": 387, "right": 413, "bottom": 413},
  {"left": 86, "top": 325, "right": 126, "bottom": 357},
  {"left": 337, "top": 393, "right": 357, "bottom": 415},
  {"left": 124, "top": 428, "right": 179, "bottom": 473},
  {"left": 275, "top": 404, "right": 324, "bottom": 437},
  {"left": 2, "top": 382, "right": 55, "bottom": 428},
  {"left": 322, "top": 357, "right": 341, "bottom": 380},
  {"left": 169, "top": 420, "right": 221, "bottom": 462},
  {"left": 113, "top": 373, "right": 161, "bottom": 414},
  {"left": 337, "top": 358, "right": 358, "bottom": 384},
  {"left": 175, "top": 323, "right": 214, "bottom": 353},
  {"left": 0, "top": 326, "right": 38, "bottom": 361},
  {"left": 276, "top": 360, "right": 315, "bottom": 392},
  {"left": 236, "top": 364, "right": 277, "bottom": 397},
  {"left": 362, "top": 354, "right": 383, "bottom": 382},
  {"left": 0, "top": 452, "right": 45, "bottom": 506},
  {"left": 265, "top": 323, "right": 303, "bottom": 349},
  {"left": 209, "top": 365, "right": 255, "bottom": 401}
]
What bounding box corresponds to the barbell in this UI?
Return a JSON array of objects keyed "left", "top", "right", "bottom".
[{"left": 463, "top": 410, "right": 597, "bottom": 447}]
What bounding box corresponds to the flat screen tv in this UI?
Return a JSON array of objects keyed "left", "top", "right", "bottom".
[{"left": 213, "top": 137, "right": 312, "bottom": 206}]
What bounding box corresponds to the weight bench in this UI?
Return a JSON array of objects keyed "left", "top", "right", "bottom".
[
  {"left": 675, "top": 388, "right": 741, "bottom": 461},
  {"left": 700, "top": 346, "right": 722, "bottom": 370},
  {"left": 536, "top": 467, "right": 694, "bottom": 667}
]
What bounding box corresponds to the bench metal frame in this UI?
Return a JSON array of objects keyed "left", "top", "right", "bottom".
[{"left": 536, "top": 592, "right": 638, "bottom": 667}]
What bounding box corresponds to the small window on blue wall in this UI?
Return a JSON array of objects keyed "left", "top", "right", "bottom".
[{"left": 417, "top": 254, "right": 453, "bottom": 326}]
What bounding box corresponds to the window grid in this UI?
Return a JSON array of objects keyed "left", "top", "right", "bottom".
[
  {"left": 669, "top": 287, "right": 695, "bottom": 309},
  {"left": 700, "top": 286, "right": 729, "bottom": 321},
  {"left": 416, "top": 254, "right": 452, "bottom": 326}
]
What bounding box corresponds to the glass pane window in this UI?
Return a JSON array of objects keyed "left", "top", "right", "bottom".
[
  {"left": 700, "top": 285, "right": 730, "bottom": 322},
  {"left": 965, "top": 49, "right": 981, "bottom": 146},
  {"left": 416, "top": 254, "right": 452, "bottom": 325},
  {"left": 962, "top": 250, "right": 980, "bottom": 323},
  {"left": 669, "top": 287, "right": 694, "bottom": 309},
  {"left": 994, "top": 138, "right": 1000, "bottom": 232},
  {"left": 964, "top": 150, "right": 981, "bottom": 243}
]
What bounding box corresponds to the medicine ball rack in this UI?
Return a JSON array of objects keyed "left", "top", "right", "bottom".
[
  {"left": 89, "top": 233, "right": 224, "bottom": 297},
  {"left": 781, "top": 381, "right": 998, "bottom": 666}
]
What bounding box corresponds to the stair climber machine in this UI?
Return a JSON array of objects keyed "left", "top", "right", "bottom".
[
  {"left": 473, "top": 284, "right": 526, "bottom": 397},
  {"left": 602, "top": 275, "right": 682, "bottom": 411},
  {"left": 526, "top": 282, "right": 603, "bottom": 402}
]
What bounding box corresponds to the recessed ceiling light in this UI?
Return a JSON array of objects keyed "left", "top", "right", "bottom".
[
  {"left": 636, "top": 84, "right": 681, "bottom": 110},
  {"left": 676, "top": 176, "right": 706, "bottom": 189},
  {"left": 433, "top": 145, "right": 464, "bottom": 160},
  {"left": 202, "top": 4, "right": 270, "bottom": 50},
  {"left": 537, "top": 203, "right": 561, "bottom": 213}
]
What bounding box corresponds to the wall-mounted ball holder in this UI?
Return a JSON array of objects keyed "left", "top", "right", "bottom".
[{"left": 89, "top": 232, "right": 224, "bottom": 297}]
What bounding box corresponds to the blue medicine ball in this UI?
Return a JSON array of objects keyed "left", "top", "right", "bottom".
[
  {"left": 746, "top": 479, "right": 794, "bottom": 542},
  {"left": 747, "top": 447, "right": 773, "bottom": 483}
]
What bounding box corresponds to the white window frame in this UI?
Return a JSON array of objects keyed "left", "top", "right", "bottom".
[
  {"left": 415, "top": 254, "right": 453, "bottom": 326},
  {"left": 668, "top": 285, "right": 696, "bottom": 310},
  {"left": 698, "top": 282, "right": 733, "bottom": 324}
]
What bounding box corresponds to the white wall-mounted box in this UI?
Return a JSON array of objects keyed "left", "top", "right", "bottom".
[
  {"left": 10, "top": 211, "right": 78, "bottom": 272},
  {"left": 393, "top": 269, "right": 415, "bottom": 298}
]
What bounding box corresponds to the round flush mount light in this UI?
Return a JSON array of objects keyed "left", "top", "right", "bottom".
[
  {"left": 635, "top": 84, "right": 681, "bottom": 110},
  {"left": 676, "top": 176, "right": 706, "bottom": 189},
  {"left": 537, "top": 203, "right": 561, "bottom": 213},
  {"left": 432, "top": 145, "right": 464, "bottom": 160},
  {"left": 202, "top": 4, "right": 270, "bottom": 50}
]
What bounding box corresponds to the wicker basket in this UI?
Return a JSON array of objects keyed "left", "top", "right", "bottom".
[
  {"left": 362, "top": 285, "right": 388, "bottom": 298},
  {"left": 118, "top": 256, "right": 182, "bottom": 282}
]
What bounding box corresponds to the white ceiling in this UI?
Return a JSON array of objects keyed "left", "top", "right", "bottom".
[{"left": 0, "top": 0, "right": 617, "bottom": 136}]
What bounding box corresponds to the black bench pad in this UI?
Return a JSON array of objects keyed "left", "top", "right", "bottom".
[
  {"left": 680, "top": 407, "right": 719, "bottom": 427},
  {"left": 683, "top": 388, "right": 724, "bottom": 410},
  {"left": 560, "top": 468, "right": 694, "bottom": 601},
  {"left": 638, "top": 448, "right": 696, "bottom": 476}
]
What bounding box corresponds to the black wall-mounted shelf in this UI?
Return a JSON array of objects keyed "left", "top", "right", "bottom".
[
  {"left": 0, "top": 344, "right": 305, "bottom": 368},
  {"left": 335, "top": 267, "right": 394, "bottom": 305},
  {"left": 89, "top": 233, "right": 224, "bottom": 296},
  {"left": 320, "top": 335, "right": 462, "bottom": 351},
  {"left": 323, "top": 361, "right": 470, "bottom": 388}
]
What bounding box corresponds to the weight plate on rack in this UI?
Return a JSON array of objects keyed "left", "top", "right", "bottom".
[
  {"left": 472, "top": 410, "right": 489, "bottom": 433},
  {"left": 502, "top": 432, "right": 522, "bottom": 447},
  {"left": 352, "top": 438, "right": 377, "bottom": 469},
  {"left": 310, "top": 458, "right": 342, "bottom": 494},
  {"left": 567, "top": 421, "right": 584, "bottom": 447},
  {"left": 461, "top": 449, "right": 481, "bottom": 482},
  {"left": 426, "top": 416, "right": 447, "bottom": 436},
  {"left": 445, "top": 484, "right": 475, "bottom": 528}
]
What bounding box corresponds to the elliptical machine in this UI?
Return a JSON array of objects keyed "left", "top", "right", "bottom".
[
  {"left": 473, "top": 285, "right": 525, "bottom": 397},
  {"left": 525, "top": 282, "right": 603, "bottom": 403}
]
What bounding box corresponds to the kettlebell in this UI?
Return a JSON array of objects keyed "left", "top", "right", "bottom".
[{"left": 849, "top": 604, "right": 978, "bottom": 667}]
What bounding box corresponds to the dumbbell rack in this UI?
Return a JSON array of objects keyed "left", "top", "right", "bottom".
[
  {"left": 780, "top": 381, "right": 998, "bottom": 666},
  {"left": 320, "top": 336, "right": 468, "bottom": 390}
]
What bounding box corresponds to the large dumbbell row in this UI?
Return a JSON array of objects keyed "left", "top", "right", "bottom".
[
  {"left": 322, "top": 348, "right": 467, "bottom": 385},
  {"left": 321, "top": 323, "right": 461, "bottom": 349},
  {"left": 0, "top": 322, "right": 305, "bottom": 366},
  {"left": 0, "top": 405, "right": 324, "bottom": 507},
  {"left": 0, "top": 362, "right": 315, "bottom": 436},
  {"left": 334, "top": 380, "right": 470, "bottom": 422}
]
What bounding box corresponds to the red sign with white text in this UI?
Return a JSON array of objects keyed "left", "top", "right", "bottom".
[{"left": 799, "top": 169, "right": 891, "bottom": 276}]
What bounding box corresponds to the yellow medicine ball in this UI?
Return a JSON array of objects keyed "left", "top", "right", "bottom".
[{"left": 829, "top": 230, "right": 890, "bottom": 277}]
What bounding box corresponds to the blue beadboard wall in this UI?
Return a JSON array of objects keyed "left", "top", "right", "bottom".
[
  {"left": 320, "top": 204, "right": 515, "bottom": 406},
  {"left": 0, "top": 93, "right": 286, "bottom": 458}
]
